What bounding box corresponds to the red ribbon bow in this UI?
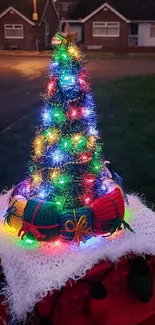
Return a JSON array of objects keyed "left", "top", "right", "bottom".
[
  {"left": 18, "top": 201, "right": 46, "bottom": 241},
  {"left": 18, "top": 221, "right": 46, "bottom": 240}
]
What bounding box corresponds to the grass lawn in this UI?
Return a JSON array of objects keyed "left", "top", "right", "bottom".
[{"left": 0, "top": 75, "right": 155, "bottom": 205}]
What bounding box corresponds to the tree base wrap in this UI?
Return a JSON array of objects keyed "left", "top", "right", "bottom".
[
  {"left": 91, "top": 186, "right": 125, "bottom": 235},
  {"left": 20, "top": 198, "right": 59, "bottom": 241},
  {"left": 59, "top": 206, "right": 93, "bottom": 245},
  {"left": 1, "top": 192, "right": 155, "bottom": 320}
]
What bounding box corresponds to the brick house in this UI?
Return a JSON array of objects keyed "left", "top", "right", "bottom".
[
  {"left": 0, "top": 0, "right": 58, "bottom": 50},
  {"left": 60, "top": 0, "right": 155, "bottom": 50}
]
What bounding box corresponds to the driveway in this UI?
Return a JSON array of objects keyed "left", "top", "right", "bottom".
[
  {"left": 88, "top": 58, "right": 155, "bottom": 81},
  {"left": 0, "top": 56, "right": 155, "bottom": 131}
]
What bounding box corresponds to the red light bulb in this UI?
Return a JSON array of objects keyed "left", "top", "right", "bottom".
[
  {"left": 83, "top": 174, "right": 95, "bottom": 186},
  {"left": 78, "top": 72, "right": 89, "bottom": 91},
  {"left": 80, "top": 152, "right": 92, "bottom": 163},
  {"left": 67, "top": 106, "right": 84, "bottom": 120},
  {"left": 47, "top": 77, "right": 56, "bottom": 96},
  {"left": 79, "top": 78, "right": 85, "bottom": 85},
  {"left": 78, "top": 106, "right": 84, "bottom": 119},
  {"left": 83, "top": 194, "right": 93, "bottom": 206},
  {"left": 72, "top": 109, "right": 77, "bottom": 117},
  {"left": 67, "top": 106, "right": 78, "bottom": 120}
]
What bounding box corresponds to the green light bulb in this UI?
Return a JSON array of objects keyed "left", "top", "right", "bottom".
[
  {"left": 90, "top": 159, "right": 102, "bottom": 174},
  {"left": 74, "top": 136, "right": 87, "bottom": 152},
  {"left": 17, "top": 236, "right": 40, "bottom": 249},
  {"left": 60, "top": 137, "right": 72, "bottom": 152},
  {"left": 54, "top": 46, "right": 71, "bottom": 63},
  {"left": 53, "top": 196, "right": 66, "bottom": 211},
  {"left": 55, "top": 174, "right": 71, "bottom": 189},
  {"left": 44, "top": 128, "right": 51, "bottom": 137},
  {"left": 53, "top": 108, "right": 66, "bottom": 124},
  {"left": 94, "top": 145, "right": 102, "bottom": 158}
]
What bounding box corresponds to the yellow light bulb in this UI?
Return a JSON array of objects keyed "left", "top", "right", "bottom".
[
  {"left": 74, "top": 49, "right": 80, "bottom": 59},
  {"left": 87, "top": 135, "right": 96, "bottom": 149},
  {"left": 68, "top": 46, "right": 75, "bottom": 55},
  {"left": 47, "top": 129, "right": 60, "bottom": 144},
  {"left": 35, "top": 149, "right": 42, "bottom": 157},
  {"left": 68, "top": 46, "right": 80, "bottom": 59},
  {"left": 50, "top": 169, "right": 60, "bottom": 181},
  {"left": 32, "top": 172, "right": 42, "bottom": 185},
  {"left": 34, "top": 135, "right": 44, "bottom": 147},
  {"left": 33, "top": 135, "right": 44, "bottom": 158},
  {"left": 72, "top": 133, "right": 82, "bottom": 145}
]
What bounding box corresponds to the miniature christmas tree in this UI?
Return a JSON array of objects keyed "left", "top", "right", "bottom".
[
  {"left": 8, "top": 24, "right": 128, "bottom": 244},
  {"left": 29, "top": 24, "right": 112, "bottom": 212}
]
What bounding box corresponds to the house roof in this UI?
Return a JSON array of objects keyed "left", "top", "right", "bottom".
[
  {"left": 69, "top": 0, "right": 155, "bottom": 21},
  {"left": 0, "top": 0, "right": 58, "bottom": 23}
]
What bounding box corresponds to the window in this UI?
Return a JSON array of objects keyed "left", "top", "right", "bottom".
[
  {"left": 150, "top": 24, "right": 155, "bottom": 38},
  {"left": 4, "top": 24, "right": 24, "bottom": 39},
  {"left": 93, "top": 22, "right": 120, "bottom": 37}
]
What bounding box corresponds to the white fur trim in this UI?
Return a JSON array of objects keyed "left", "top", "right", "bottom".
[{"left": 0, "top": 192, "right": 154, "bottom": 319}]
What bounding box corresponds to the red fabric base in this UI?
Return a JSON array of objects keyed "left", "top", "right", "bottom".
[
  {"left": 1, "top": 257, "right": 155, "bottom": 325},
  {"left": 0, "top": 297, "right": 9, "bottom": 325}
]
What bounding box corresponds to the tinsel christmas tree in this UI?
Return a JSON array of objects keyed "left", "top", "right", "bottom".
[{"left": 28, "top": 24, "right": 112, "bottom": 211}]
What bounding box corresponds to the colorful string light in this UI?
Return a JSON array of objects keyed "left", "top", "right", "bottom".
[
  {"left": 33, "top": 135, "right": 44, "bottom": 158},
  {"left": 68, "top": 45, "right": 80, "bottom": 59},
  {"left": 47, "top": 77, "right": 57, "bottom": 97},
  {"left": 87, "top": 135, "right": 97, "bottom": 149},
  {"left": 54, "top": 174, "right": 71, "bottom": 189},
  {"left": 79, "top": 152, "right": 92, "bottom": 163},
  {"left": 51, "top": 148, "right": 65, "bottom": 165},
  {"left": 53, "top": 107, "right": 66, "bottom": 125},
  {"left": 72, "top": 133, "right": 86, "bottom": 151},
  {"left": 82, "top": 174, "right": 95, "bottom": 187},
  {"left": 60, "top": 137, "right": 72, "bottom": 152},
  {"left": 49, "top": 168, "right": 60, "bottom": 181},
  {"left": 42, "top": 110, "right": 52, "bottom": 125},
  {"left": 82, "top": 194, "right": 94, "bottom": 206},
  {"left": 67, "top": 106, "right": 83, "bottom": 120},
  {"left": 45, "top": 128, "right": 60, "bottom": 145},
  {"left": 60, "top": 71, "right": 75, "bottom": 89},
  {"left": 32, "top": 171, "right": 42, "bottom": 186}
]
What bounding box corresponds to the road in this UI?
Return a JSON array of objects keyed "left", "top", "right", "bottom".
[{"left": 0, "top": 55, "right": 155, "bottom": 131}]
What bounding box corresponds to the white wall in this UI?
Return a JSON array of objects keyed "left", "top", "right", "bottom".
[
  {"left": 60, "top": 22, "right": 82, "bottom": 42},
  {"left": 138, "top": 23, "right": 155, "bottom": 46},
  {"left": 70, "top": 24, "right": 82, "bottom": 42}
]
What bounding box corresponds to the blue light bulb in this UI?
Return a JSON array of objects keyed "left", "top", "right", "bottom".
[
  {"left": 84, "top": 107, "right": 93, "bottom": 118},
  {"left": 88, "top": 126, "right": 98, "bottom": 136},
  {"left": 37, "top": 184, "right": 51, "bottom": 199},
  {"left": 52, "top": 61, "right": 58, "bottom": 67},
  {"left": 42, "top": 110, "right": 52, "bottom": 125},
  {"left": 51, "top": 149, "right": 65, "bottom": 165},
  {"left": 60, "top": 72, "right": 75, "bottom": 89},
  {"left": 38, "top": 189, "right": 48, "bottom": 199}
]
